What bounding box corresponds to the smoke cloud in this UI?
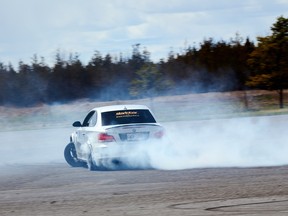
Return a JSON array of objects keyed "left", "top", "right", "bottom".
[
  {"left": 1, "top": 111, "right": 288, "bottom": 171},
  {"left": 0, "top": 128, "right": 72, "bottom": 166},
  {"left": 122, "top": 115, "right": 288, "bottom": 170}
]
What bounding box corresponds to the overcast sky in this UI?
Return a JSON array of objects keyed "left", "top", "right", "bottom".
[{"left": 0, "top": 0, "right": 287, "bottom": 67}]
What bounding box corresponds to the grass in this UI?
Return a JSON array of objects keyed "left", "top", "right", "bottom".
[{"left": 1, "top": 90, "right": 288, "bottom": 131}]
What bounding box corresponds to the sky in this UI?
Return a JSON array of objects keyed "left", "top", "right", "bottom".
[{"left": 0, "top": 0, "right": 287, "bottom": 68}]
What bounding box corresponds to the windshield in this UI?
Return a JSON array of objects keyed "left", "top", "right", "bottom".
[{"left": 101, "top": 109, "right": 156, "bottom": 126}]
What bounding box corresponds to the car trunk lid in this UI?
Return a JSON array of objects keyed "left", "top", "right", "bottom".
[{"left": 104, "top": 123, "right": 164, "bottom": 142}]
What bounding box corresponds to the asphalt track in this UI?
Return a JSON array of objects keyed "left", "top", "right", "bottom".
[
  {"left": 1, "top": 115, "right": 288, "bottom": 215},
  {"left": 1, "top": 164, "right": 288, "bottom": 215}
]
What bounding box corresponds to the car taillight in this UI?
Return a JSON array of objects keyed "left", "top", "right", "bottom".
[
  {"left": 154, "top": 130, "right": 164, "bottom": 139},
  {"left": 98, "top": 133, "right": 115, "bottom": 142}
]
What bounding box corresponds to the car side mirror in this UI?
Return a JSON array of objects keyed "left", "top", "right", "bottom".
[{"left": 72, "top": 121, "right": 82, "bottom": 127}]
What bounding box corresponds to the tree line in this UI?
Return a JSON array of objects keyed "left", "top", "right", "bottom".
[{"left": 0, "top": 16, "right": 287, "bottom": 108}]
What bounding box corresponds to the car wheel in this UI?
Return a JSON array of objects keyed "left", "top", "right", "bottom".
[{"left": 64, "top": 143, "right": 83, "bottom": 167}]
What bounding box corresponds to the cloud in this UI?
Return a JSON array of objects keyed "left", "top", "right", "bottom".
[{"left": 0, "top": 0, "right": 287, "bottom": 66}]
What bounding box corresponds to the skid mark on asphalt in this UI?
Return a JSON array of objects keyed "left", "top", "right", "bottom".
[{"left": 169, "top": 196, "right": 288, "bottom": 214}]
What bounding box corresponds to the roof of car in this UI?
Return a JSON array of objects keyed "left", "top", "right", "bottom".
[{"left": 91, "top": 104, "right": 150, "bottom": 113}]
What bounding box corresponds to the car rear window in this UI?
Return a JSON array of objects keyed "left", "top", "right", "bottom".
[{"left": 101, "top": 109, "right": 156, "bottom": 126}]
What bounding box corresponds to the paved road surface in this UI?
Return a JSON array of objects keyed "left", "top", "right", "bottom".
[{"left": 1, "top": 164, "right": 288, "bottom": 215}]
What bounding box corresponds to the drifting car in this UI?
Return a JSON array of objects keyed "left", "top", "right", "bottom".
[{"left": 64, "top": 104, "right": 164, "bottom": 170}]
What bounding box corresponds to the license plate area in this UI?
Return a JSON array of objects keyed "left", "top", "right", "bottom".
[{"left": 120, "top": 132, "right": 149, "bottom": 141}]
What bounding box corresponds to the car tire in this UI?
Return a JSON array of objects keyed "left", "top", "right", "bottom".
[{"left": 64, "top": 143, "right": 83, "bottom": 167}]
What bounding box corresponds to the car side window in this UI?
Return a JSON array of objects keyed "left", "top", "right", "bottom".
[{"left": 82, "top": 111, "right": 97, "bottom": 127}]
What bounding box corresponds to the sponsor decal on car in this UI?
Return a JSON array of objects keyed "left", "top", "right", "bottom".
[{"left": 116, "top": 111, "right": 139, "bottom": 118}]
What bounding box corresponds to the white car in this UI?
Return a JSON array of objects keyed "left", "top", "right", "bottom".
[{"left": 64, "top": 104, "right": 164, "bottom": 170}]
